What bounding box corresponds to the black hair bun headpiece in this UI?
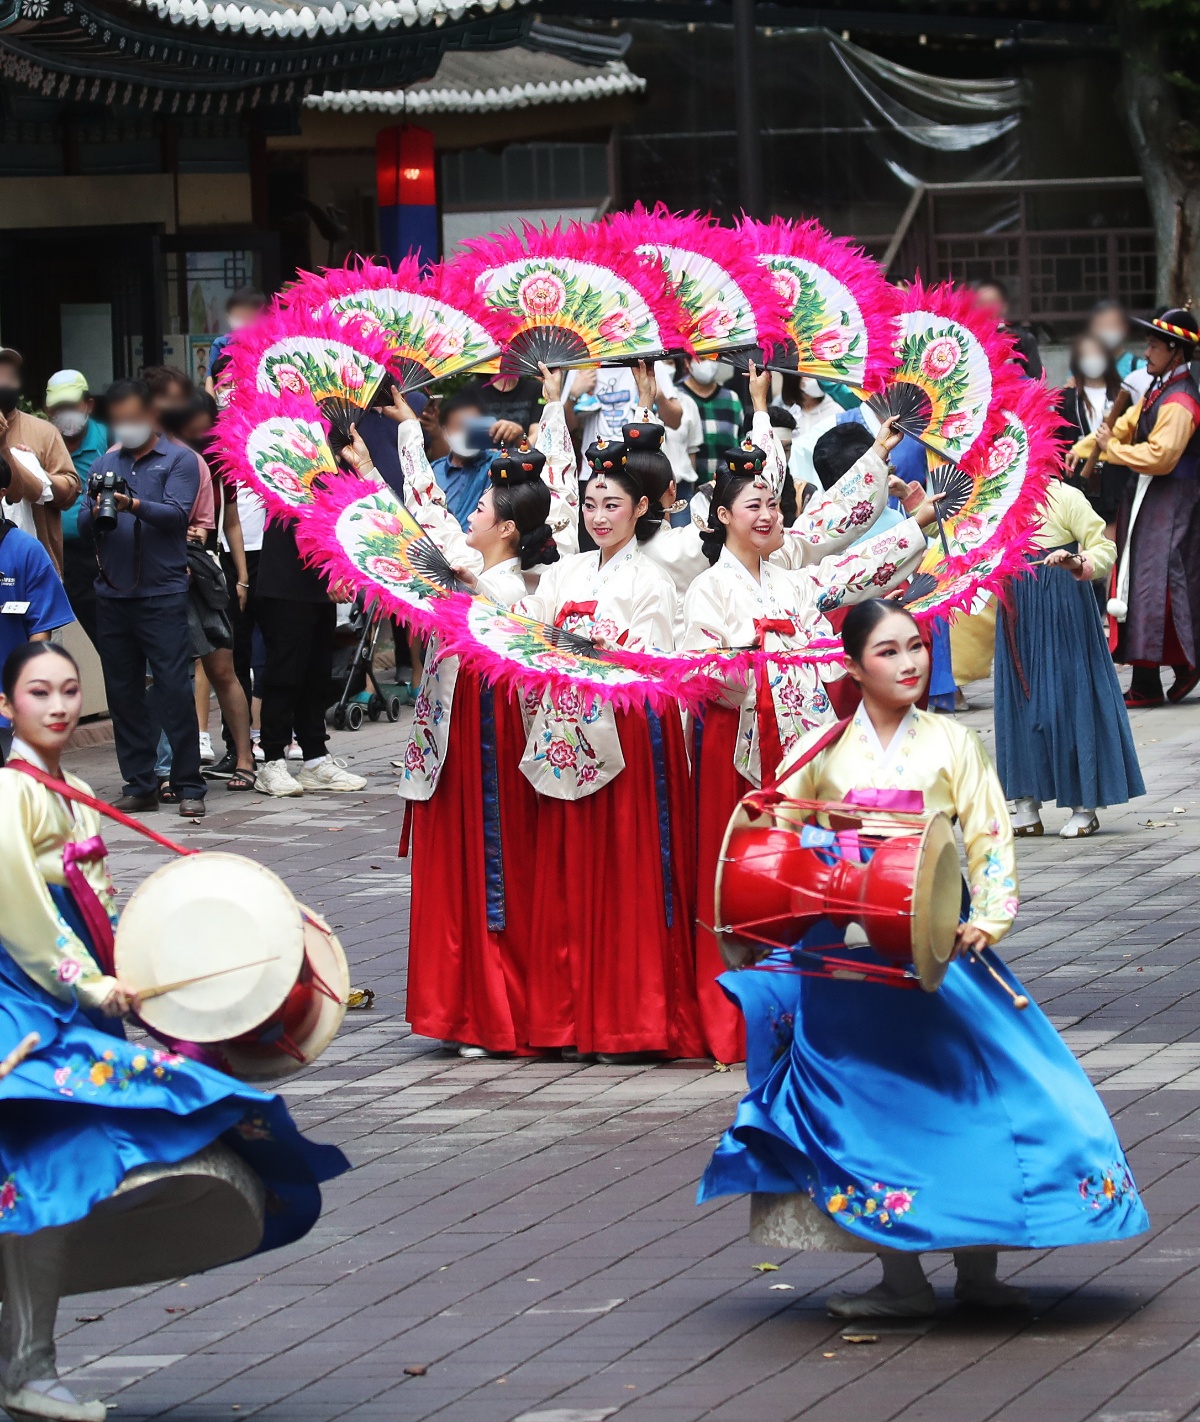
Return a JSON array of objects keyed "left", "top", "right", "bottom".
[
  {"left": 584, "top": 437, "right": 628, "bottom": 476},
  {"left": 718, "top": 437, "right": 767, "bottom": 479},
  {"left": 490, "top": 438, "right": 547, "bottom": 486},
  {"left": 621, "top": 420, "right": 665, "bottom": 454}
]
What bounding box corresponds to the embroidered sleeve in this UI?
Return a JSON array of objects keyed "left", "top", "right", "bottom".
[
  {"left": 773, "top": 449, "right": 890, "bottom": 568},
  {"left": 951, "top": 728, "right": 1019, "bottom": 943},
  {"left": 750, "top": 410, "right": 788, "bottom": 497},
  {"left": 785, "top": 516, "right": 925, "bottom": 612},
  {"left": 0, "top": 777, "right": 114, "bottom": 1007},
  {"left": 396, "top": 420, "right": 484, "bottom": 576},
  {"left": 534, "top": 400, "right": 579, "bottom": 559}
]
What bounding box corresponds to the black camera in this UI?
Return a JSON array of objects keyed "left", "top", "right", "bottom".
[{"left": 88, "top": 469, "right": 128, "bottom": 534}]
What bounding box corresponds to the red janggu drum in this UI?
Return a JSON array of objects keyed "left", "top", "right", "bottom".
[{"left": 714, "top": 790, "right": 962, "bottom": 991}]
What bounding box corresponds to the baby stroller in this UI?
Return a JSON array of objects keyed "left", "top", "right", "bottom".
[{"left": 326, "top": 598, "right": 405, "bottom": 731}]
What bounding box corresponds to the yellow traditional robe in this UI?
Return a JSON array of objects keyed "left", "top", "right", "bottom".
[
  {"left": 777, "top": 705, "right": 1019, "bottom": 944},
  {"left": 0, "top": 746, "right": 117, "bottom": 1009}
]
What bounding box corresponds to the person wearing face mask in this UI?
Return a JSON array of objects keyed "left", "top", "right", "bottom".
[
  {"left": 779, "top": 372, "right": 842, "bottom": 488},
  {"left": 0, "top": 350, "right": 80, "bottom": 577},
  {"left": 681, "top": 356, "right": 743, "bottom": 488},
  {"left": 1087, "top": 299, "right": 1145, "bottom": 384},
  {"left": 45, "top": 370, "right": 109, "bottom": 647},
  {"left": 1059, "top": 334, "right": 1127, "bottom": 529},
  {"left": 77, "top": 378, "right": 207, "bottom": 818},
  {"left": 428, "top": 392, "right": 498, "bottom": 527}
]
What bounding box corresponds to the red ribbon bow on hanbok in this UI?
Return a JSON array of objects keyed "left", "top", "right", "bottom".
[
  {"left": 752, "top": 617, "right": 797, "bottom": 789},
  {"left": 555, "top": 600, "right": 598, "bottom": 629}
]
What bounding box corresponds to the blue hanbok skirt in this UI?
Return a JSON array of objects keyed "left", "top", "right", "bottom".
[
  {"left": 994, "top": 557, "right": 1144, "bottom": 809},
  {"left": 0, "top": 888, "right": 348, "bottom": 1253},
  {"left": 699, "top": 929, "right": 1149, "bottom": 1252}
]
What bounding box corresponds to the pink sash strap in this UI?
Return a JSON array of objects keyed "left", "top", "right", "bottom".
[
  {"left": 843, "top": 787, "right": 926, "bottom": 813},
  {"left": 60, "top": 835, "right": 116, "bottom": 975}
]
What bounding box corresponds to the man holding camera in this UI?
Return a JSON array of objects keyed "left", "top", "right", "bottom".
[{"left": 78, "top": 378, "right": 207, "bottom": 817}]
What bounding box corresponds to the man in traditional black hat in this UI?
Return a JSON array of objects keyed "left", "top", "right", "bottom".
[{"left": 1074, "top": 307, "right": 1200, "bottom": 707}]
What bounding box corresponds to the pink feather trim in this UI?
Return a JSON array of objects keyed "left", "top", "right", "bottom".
[
  {"left": 211, "top": 388, "right": 338, "bottom": 528},
  {"left": 445, "top": 218, "right": 690, "bottom": 357},
  {"left": 222, "top": 303, "right": 399, "bottom": 412},
  {"left": 604, "top": 204, "right": 790, "bottom": 361},
  {"left": 738, "top": 216, "right": 900, "bottom": 393}
]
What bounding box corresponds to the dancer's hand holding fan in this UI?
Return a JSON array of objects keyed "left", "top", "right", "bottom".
[{"left": 446, "top": 220, "right": 689, "bottom": 377}]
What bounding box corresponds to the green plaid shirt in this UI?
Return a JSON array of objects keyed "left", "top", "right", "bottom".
[{"left": 684, "top": 382, "right": 744, "bottom": 484}]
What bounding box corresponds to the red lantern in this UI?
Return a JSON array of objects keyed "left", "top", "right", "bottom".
[{"left": 376, "top": 124, "right": 438, "bottom": 264}]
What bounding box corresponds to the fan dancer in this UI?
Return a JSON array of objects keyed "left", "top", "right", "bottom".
[
  {"left": 698, "top": 600, "right": 1148, "bottom": 1316},
  {"left": 0, "top": 640, "right": 348, "bottom": 1422},
  {"left": 515, "top": 436, "right": 706, "bottom": 1064},
  {"left": 632, "top": 361, "right": 901, "bottom": 625},
  {"left": 681, "top": 427, "right": 941, "bottom": 1063},
  {"left": 1071, "top": 309, "right": 1200, "bottom": 708},
  {"left": 347, "top": 372, "right": 571, "bottom": 1059},
  {"left": 996, "top": 476, "right": 1144, "bottom": 839}
]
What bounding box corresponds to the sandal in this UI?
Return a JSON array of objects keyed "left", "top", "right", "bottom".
[
  {"left": 158, "top": 781, "right": 180, "bottom": 804},
  {"left": 227, "top": 767, "right": 256, "bottom": 792}
]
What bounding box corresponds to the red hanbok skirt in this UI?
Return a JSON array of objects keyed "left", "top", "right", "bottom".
[
  {"left": 692, "top": 702, "right": 749, "bottom": 1064},
  {"left": 526, "top": 705, "right": 707, "bottom": 1058},
  {"left": 405, "top": 666, "right": 538, "bottom": 1054}
]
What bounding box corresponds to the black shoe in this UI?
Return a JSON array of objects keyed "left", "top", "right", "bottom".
[
  {"left": 204, "top": 749, "right": 236, "bottom": 780},
  {"left": 112, "top": 793, "right": 159, "bottom": 813},
  {"left": 179, "top": 797, "right": 206, "bottom": 818}
]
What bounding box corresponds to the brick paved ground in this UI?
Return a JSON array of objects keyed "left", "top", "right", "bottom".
[{"left": 50, "top": 682, "right": 1200, "bottom": 1422}]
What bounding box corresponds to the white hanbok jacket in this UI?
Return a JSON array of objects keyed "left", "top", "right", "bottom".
[
  {"left": 681, "top": 518, "right": 927, "bottom": 785},
  {"left": 515, "top": 541, "right": 678, "bottom": 800}
]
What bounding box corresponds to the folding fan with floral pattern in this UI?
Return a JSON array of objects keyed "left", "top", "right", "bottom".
[
  {"left": 224, "top": 308, "right": 395, "bottom": 448},
  {"left": 447, "top": 221, "right": 689, "bottom": 377},
  {"left": 287, "top": 256, "right": 508, "bottom": 394},
  {"left": 738, "top": 217, "right": 898, "bottom": 392},
  {"left": 870, "top": 280, "right": 1017, "bottom": 466},
  {"left": 603, "top": 206, "right": 788, "bottom": 361},
  {"left": 212, "top": 393, "right": 340, "bottom": 523}
]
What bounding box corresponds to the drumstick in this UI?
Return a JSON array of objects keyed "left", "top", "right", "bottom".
[
  {"left": 134, "top": 956, "right": 282, "bottom": 1003},
  {"left": 968, "top": 948, "right": 1029, "bottom": 1010},
  {"left": 0, "top": 1032, "right": 40, "bottom": 1080}
]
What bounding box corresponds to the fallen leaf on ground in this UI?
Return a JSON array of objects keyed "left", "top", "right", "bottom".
[
  {"left": 841, "top": 1333, "right": 880, "bottom": 1345},
  {"left": 712, "top": 1061, "right": 730, "bottom": 1072},
  {"left": 752, "top": 1262, "right": 780, "bottom": 1272},
  {"left": 75, "top": 1315, "right": 103, "bottom": 1323},
  {"left": 404, "top": 1364, "right": 428, "bottom": 1377},
  {"left": 165, "top": 1307, "right": 186, "bottom": 1314},
  {"left": 822, "top": 1351, "right": 837, "bottom": 1358}
]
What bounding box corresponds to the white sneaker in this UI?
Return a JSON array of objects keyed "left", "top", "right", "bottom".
[
  {"left": 285, "top": 741, "right": 303, "bottom": 760},
  {"left": 294, "top": 756, "right": 367, "bottom": 793},
  {"left": 0, "top": 1378, "right": 106, "bottom": 1421},
  {"left": 255, "top": 759, "right": 304, "bottom": 797},
  {"left": 198, "top": 731, "right": 215, "bottom": 763},
  {"left": 252, "top": 739, "right": 265, "bottom": 763},
  {"left": 1010, "top": 797, "right": 1044, "bottom": 836},
  {"left": 1060, "top": 809, "right": 1099, "bottom": 839}
]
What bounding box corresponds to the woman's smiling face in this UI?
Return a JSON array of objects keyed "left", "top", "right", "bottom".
[{"left": 582, "top": 477, "right": 646, "bottom": 551}]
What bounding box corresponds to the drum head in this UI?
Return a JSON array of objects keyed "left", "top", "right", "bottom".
[
  {"left": 219, "top": 906, "right": 350, "bottom": 1082},
  {"left": 909, "top": 813, "right": 962, "bottom": 991},
  {"left": 115, "top": 852, "right": 305, "bottom": 1042}
]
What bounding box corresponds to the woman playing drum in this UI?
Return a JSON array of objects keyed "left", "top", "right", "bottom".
[
  {"left": 698, "top": 599, "right": 1148, "bottom": 1318},
  {"left": 0, "top": 641, "right": 348, "bottom": 1422}
]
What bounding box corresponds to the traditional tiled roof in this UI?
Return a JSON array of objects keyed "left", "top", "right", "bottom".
[
  {"left": 303, "top": 49, "right": 644, "bottom": 113},
  {"left": 128, "top": 0, "right": 531, "bottom": 36}
]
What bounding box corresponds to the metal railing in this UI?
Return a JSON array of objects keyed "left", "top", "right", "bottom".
[{"left": 880, "top": 177, "right": 1155, "bottom": 328}]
